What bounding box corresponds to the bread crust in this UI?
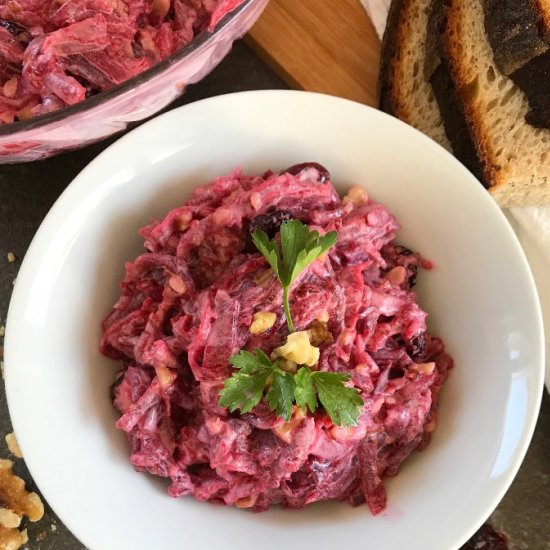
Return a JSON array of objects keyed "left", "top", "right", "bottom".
[
  {"left": 484, "top": 0, "right": 550, "bottom": 127},
  {"left": 378, "top": 0, "right": 409, "bottom": 117},
  {"left": 379, "top": 0, "right": 451, "bottom": 149}
]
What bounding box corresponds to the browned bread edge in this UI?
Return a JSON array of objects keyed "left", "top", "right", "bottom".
[
  {"left": 442, "top": 0, "right": 504, "bottom": 191},
  {"left": 378, "top": 0, "right": 409, "bottom": 116}
]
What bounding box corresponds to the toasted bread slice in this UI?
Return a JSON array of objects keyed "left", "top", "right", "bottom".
[
  {"left": 483, "top": 0, "right": 550, "bottom": 128},
  {"left": 379, "top": 0, "right": 451, "bottom": 150},
  {"left": 443, "top": 0, "right": 550, "bottom": 206}
]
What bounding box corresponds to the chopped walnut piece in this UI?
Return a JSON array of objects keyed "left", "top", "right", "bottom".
[
  {"left": 0, "top": 524, "right": 28, "bottom": 550},
  {"left": 235, "top": 494, "right": 258, "bottom": 509},
  {"left": 249, "top": 192, "right": 262, "bottom": 210},
  {"left": 385, "top": 266, "right": 407, "bottom": 285},
  {"left": 272, "top": 408, "right": 307, "bottom": 443},
  {"left": 155, "top": 366, "right": 176, "bottom": 389},
  {"left": 316, "top": 310, "right": 329, "bottom": 323},
  {"left": 307, "top": 320, "right": 334, "bottom": 347},
  {"left": 3, "top": 78, "right": 18, "bottom": 100},
  {"left": 174, "top": 211, "right": 192, "bottom": 232},
  {"left": 253, "top": 269, "right": 272, "bottom": 286},
  {"left": 249, "top": 311, "right": 276, "bottom": 335},
  {"left": 0, "top": 459, "right": 44, "bottom": 522},
  {"left": 168, "top": 274, "right": 186, "bottom": 294},
  {"left": 342, "top": 186, "right": 368, "bottom": 206},
  {"left": 0, "top": 460, "right": 43, "bottom": 550},
  {"left": 0, "top": 508, "right": 21, "bottom": 528},
  {"left": 5, "top": 434, "right": 22, "bottom": 459},
  {"left": 410, "top": 362, "right": 436, "bottom": 375},
  {"left": 273, "top": 331, "right": 319, "bottom": 367}
]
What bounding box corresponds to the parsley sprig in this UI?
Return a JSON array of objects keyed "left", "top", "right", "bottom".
[
  {"left": 218, "top": 219, "right": 364, "bottom": 426},
  {"left": 251, "top": 220, "right": 337, "bottom": 333},
  {"left": 219, "top": 349, "right": 363, "bottom": 426},
  {"left": 218, "top": 349, "right": 296, "bottom": 421}
]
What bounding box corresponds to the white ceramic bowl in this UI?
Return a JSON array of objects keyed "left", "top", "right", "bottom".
[{"left": 4, "top": 91, "right": 544, "bottom": 550}]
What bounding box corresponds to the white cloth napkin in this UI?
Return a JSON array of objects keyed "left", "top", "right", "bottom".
[{"left": 360, "top": 0, "right": 549, "bottom": 389}]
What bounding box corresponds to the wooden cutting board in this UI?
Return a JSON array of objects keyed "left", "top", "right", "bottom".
[{"left": 246, "top": 0, "right": 381, "bottom": 107}]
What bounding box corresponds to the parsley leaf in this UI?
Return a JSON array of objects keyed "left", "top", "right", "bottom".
[
  {"left": 218, "top": 372, "right": 270, "bottom": 414},
  {"left": 294, "top": 367, "right": 317, "bottom": 413},
  {"left": 219, "top": 354, "right": 364, "bottom": 425},
  {"left": 219, "top": 350, "right": 276, "bottom": 413},
  {"left": 266, "top": 371, "right": 296, "bottom": 421},
  {"left": 250, "top": 230, "right": 280, "bottom": 275},
  {"left": 312, "top": 372, "right": 363, "bottom": 427},
  {"left": 251, "top": 220, "right": 337, "bottom": 332},
  {"left": 229, "top": 349, "right": 273, "bottom": 374}
]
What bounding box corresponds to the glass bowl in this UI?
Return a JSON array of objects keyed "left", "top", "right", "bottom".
[{"left": 0, "top": 0, "right": 269, "bottom": 163}]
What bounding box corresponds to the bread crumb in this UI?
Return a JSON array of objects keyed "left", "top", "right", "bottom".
[
  {"left": 5, "top": 434, "right": 22, "bottom": 459},
  {"left": 7, "top": 253, "right": 16, "bottom": 263}
]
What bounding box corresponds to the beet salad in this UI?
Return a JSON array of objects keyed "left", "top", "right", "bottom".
[
  {"left": 100, "top": 163, "right": 454, "bottom": 514},
  {"left": 0, "top": 0, "right": 243, "bottom": 123}
]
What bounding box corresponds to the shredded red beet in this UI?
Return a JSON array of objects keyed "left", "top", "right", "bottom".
[
  {"left": 100, "top": 165, "right": 454, "bottom": 513},
  {"left": 0, "top": 0, "right": 243, "bottom": 123}
]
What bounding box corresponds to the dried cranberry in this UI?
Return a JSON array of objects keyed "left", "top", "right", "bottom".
[
  {"left": 407, "top": 333, "right": 426, "bottom": 359},
  {"left": 395, "top": 245, "right": 413, "bottom": 256},
  {"left": 245, "top": 209, "right": 293, "bottom": 252},
  {"left": 408, "top": 264, "right": 418, "bottom": 287},
  {"left": 110, "top": 371, "right": 124, "bottom": 402},
  {"left": 281, "top": 162, "right": 331, "bottom": 184},
  {"left": 162, "top": 307, "right": 178, "bottom": 335},
  {"left": 131, "top": 40, "right": 146, "bottom": 58},
  {"left": 460, "top": 524, "right": 509, "bottom": 550},
  {"left": 0, "top": 20, "right": 27, "bottom": 36},
  {"left": 388, "top": 367, "right": 405, "bottom": 379}
]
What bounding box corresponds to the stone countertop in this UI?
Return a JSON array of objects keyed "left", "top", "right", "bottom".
[{"left": 0, "top": 41, "right": 548, "bottom": 550}]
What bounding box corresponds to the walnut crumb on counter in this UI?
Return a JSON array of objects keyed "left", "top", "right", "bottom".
[
  {"left": 5, "top": 434, "right": 22, "bottom": 459},
  {"left": 0, "top": 525, "right": 28, "bottom": 550},
  {"left": 6, "top": 253, "right": 16, "bottom": 263},
  {"left": 0, "top": 459, "right": 44, "bottom": 550}
]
